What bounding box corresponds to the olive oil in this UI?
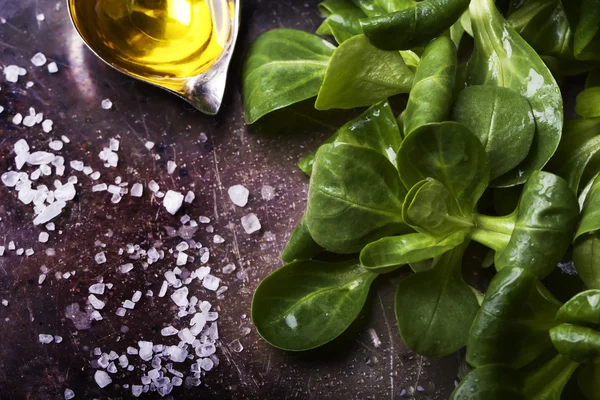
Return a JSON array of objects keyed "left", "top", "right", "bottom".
[{"left": 69, "top": 0, "right": 233, "bottom": 90}]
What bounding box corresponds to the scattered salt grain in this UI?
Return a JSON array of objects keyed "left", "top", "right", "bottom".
[
  {"left": 36, "top": 13, "right": 45, "bottom": 21},
  {"left": 92, "top": 183, "right": 107, "bottom": 192},
  {"left": 115, "top": 307, "right": 126, "bottom": 317},
  {"left": 61, "top": 135, "right": 70, "bottom": 143},
  {"left": 119, "top": 263, "right": 134, "bottom": 274},
  {"left": 49, "top": 140, "right": 63, "bottom": 151},
  {"left": 88, "top": 295, "right": 106, "bottom": 310},
  {"left": 46, "top": 222, "right": 55, "bottom": 231},
  {"left": 89, "top": 283, "right": 105, "bottom": 295},
  {"left": 54, "top": 335, "right": 63, "bottom": 343},
  {"left": 64, "top": 388, "right": 74, "bottom": 400},
  {"left": 228, "top": 184, "right": 249, "bottom": 207},
  {"left": 25, "top": 248, "right": 34, "bottom": 256},
  {"left": 171, "top": 287, "right": 189, "bottom": 307},
  {"left": 123, "top": 300, "right": 135, "bottom": 310},
  {"left": 47, "top": 62, "right": 58, "bottom": 73},
  {"left": 42, "top": 119, "right": 53, "bottom": 133},
  {"left": 213, "top": 235, "right": 225, "bottom": 244},
  {"left": 222, "top": 263, "right": 236, "bottom": 274},
  {"left": 167, "top": 160, "right": 177, "bottom": 174},
  {"left": 38, "top": 274, "right": 46, "bottom": 284},
  {"left": 158, "top": 281, "right": 168, "bottom": 297},
  {"left": 138, "top": 341, "right": 153, "bottom": 361},
  {"left": 184, "top": 191, "right": 195, "bottom": 203},
  {"left": 39, "top": 334, "right": 53, "bottom": 344},
  {"left": 229, "top": 339, "right": 244, "bottom": 353},
  {"left": 109, "top": 138, "right": 120, "bottom": 151},
  {"left": 70, "top": 160, "right": 83, "bottom": 171},
  {"left": 241, "top": 213, "right": 261, "bottom": 234},
  {"left": 8, "top": 242, "right": 15, "bottom": 250},
  {"left": 0, "top": 246, "right": 4, "bottom": 256},
  {"left": 31, "top": 52, "right": 47, "bottom": 66},
  {"left": 145, "top": 141, "right": 155, "bottom": 150},
  {"left": 161, "top": 326, "right": 178, "bottom": 336},
  {"left": 55, "top": 183, "right": 76, "bottom": 201},
  {"left": 3, "top": 65, "right": 21, "bottom": 83},
  {"left": 94, "top": 370, "right": 112, "bottom": 388},
  {"left": 132, "top": 385, "right": 143, "bottom": 397},
  {"left": 33, "top": 201, "right": 66, "bottom": 225},
  {"left": 38, "top": 232, "right": 49, "bottom": 243},
  {"left": 176, "top": 252, "right": 188, "bottom": 266},
  {"left": 202, "top": 274, "right": 220, "bottom": 291},
  {"left": 90, "top": 171, "right": 101, "bottom": 180},
  {"left": 148, "top": 180, "right": 159, "bottom": 193},
  {"left": 199, "top": 216, "right": 210, "bottom": 223},
  {"left": 163, "top": 190, "right": 184, "bottom": 215},
  {"left": 16, "top": 248, "right": 24, "bottom": 256},
  {"left": 131, "top": 183, "right": 143, "bottom": 197},
  {"left": 12, "top": 113, "right": 23, "bottom": 125},
  {"left": 94, "top": 252, "right": 106, "bottom": 264}
]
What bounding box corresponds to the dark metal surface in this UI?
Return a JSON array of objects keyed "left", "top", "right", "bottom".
[{"left": 0, "top": 1, "right": 459, "bottom": 398}]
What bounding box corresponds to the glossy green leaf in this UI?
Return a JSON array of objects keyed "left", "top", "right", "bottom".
[
  {"left": 551, "top": 324, "right": 600, "bottom": 363},
  {"left": 394, "top": 244, "right": 480, "bottom": 357},
  {"left": 360, "top": 230, "right": 468, "bottom": 271},
  {"left": 243, "top": 29, "right": 336, "bottom": 123},
  {"left": 334, "top": 101, "right": 403, "bottom": 162},
  {"left": 574, "top": 0, "right": 600, "bottom": 61},
  {"left": 403, "top": 36, "right": 457, "bottom": 136},
  {"left": 574, "top": 174, "right": 600, "bottom": 290},
  {"left": 298, "top": 101, "right": 402, "bottom": 176},
  {"left": 281, "top": 215, "right": 324, "bottom": 262},
  {"left": 467, "top": 267, "right": 562, "bottom": 369},
  {"left": 400, "top": 50, "right": 420, "bottom": 72},
  {"left": 576, "top": 87, "right": 600, "bottom": 118},
  {"left": 451, "top": 365, "right": 526, "bottom": 400},
  {"left": 360, "top": 0, "right": 471, "bottom": 50},
  {"left": 522, "top": 354, "right": 580, "bottom": 400},
  {"left": 402, "top": 179, "right": 472, "bottom": 235},
  {"left": 306, "top": 143, "right": 409, "bottom": 254},
  {"left": 452, "top": 85, "right": 535, "bottom": 180},
  {"left": 574, "top": 233, "right": 600, "bottom": 291},
  {"left": 557, "top": 290, "right": 600, "bottom": 325},
  {"left": 397, "top": 122, "right": 490, "bottom": 215},
  {"left": 551, "top": 117, "right": 600, "bottom": 193},
  {"left": 578, "top": 363, "right": 600, "bottom": 400},
  {"left": 317, "top": 0, "right": 366, "bottom": 44},
  {"left": 467, "top": 0, "right": 564, "bottom": 187},
  {"left": 506, "top": 0, "right": 574, "bottom": 60},
  {"left": 351, "top": 0, "right": 417, "bottom": 16},
  {"left": 252, "top": 259, "right": 377, "bottom": 351},
  {"left": 315, "top": 35, "right": 414, "bottom": 110},
  {"left": 493, "top": 171, "right": 579, "bottom": 279}
]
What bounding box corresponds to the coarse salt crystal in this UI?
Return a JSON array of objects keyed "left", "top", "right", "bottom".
[
  {"left": 109, "top": 138, "right": 119, "bottom": 151},
  {"left": 171, "top": 287, "right": 189, "bottom": 307},
  {"left": 33, "top": 201, "right": 66, "bottom": 225},
  {"left": 31, "top": 52, "right": 47, "bottom": 66},
  {"left": 163, "top": 190, "right": 184, "bottom": 215},
  {"left": 47, "top": 62, "right": 58, "bottom": 73},
  {"left": 222, "top": 263, "right": 236, "bottom": 274},
  {"left": 89, "top": 283, "right": 105, "bottom": 295},
  {"left": 167, "top": 160, "right": 177, "bottom": 174},
  {"left": 41, "top": 119, "right": 53, "bottom": 132},
  {"left": 90, "top": 171, "right": 100, "bottom": 180},
  {"left": 88, "top": 294, "right": 105, "bottom": 310},
  {"left": 202, "top": 274, "right": 220, "bottom": 291},
  {"left": 101, "top": 99, "right": 112, "bottom": 109},
  {"left": 49, "top": 140, "right": 63, "bottom": 151},
  {"left": 176, "top": 252, "right": 188, "bottom": 266},
  {"left": 138, "top": 341, "right": 153, "bottom": 361},
  {"left": 213, "top": 235, "right": 225, "bottom": 244},
  {"left": 123, "top": 300, "right": 135, "bottom": 309},
  {"left": 228, "top": 185, "right": 249, "bottom": 207},
  {"left": 116, "top": 307, "right": 126, "bottom": 316},
  {"left": 158, "top": 281, "right": 168, "bottom": 297},
  {"left": 184, "top": 191, "right": 195, "bottom": 203},
  {"left": 12, "top": 113, "right": 23, "bottom": 125},
  {"left": 131, "top": 183, "right": 143, "bottom": 197},
  {"left": 39, "top": 334, "right": 54, "bottom": 344},
  {"left": 92, "top": 183, "right": 107, "bottom": 192},
  {"left": 64, "top": 388, "right": 74, "bottom": 400},
  {"left": 70, "top": 160, "right": 84, "bottom": 171},
  {"left": 94, "top": 252, "right": 106, "bottom": 264},
  {"left": 36, "top": 13, "right": 45, "bottom": 21},
  {"left": 94, "top": 370, "right": 111, "bottom": 388},
  {"left": 145, "top": 141, "right": 155, "bottom": 150},
  {"left": 161, "top": 326, "right": 178, "bottom": 336},
  {"left": 3, "top": 65, "right": 21, "bottom": 83},
  {"left": 38, "top": 232, "right": 49, "bottom": 243},
  {"left": 241, "top": 213, "right": 261, "bottom": 234},
  {"left": 119, "top": 263, "right": 134, "bottom": 273}
]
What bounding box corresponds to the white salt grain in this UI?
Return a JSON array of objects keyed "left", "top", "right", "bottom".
[
  {"left": 49, "top": 140, "right": 63, "bottom": 151},
  {"left": 33, "top": 201, "right": 66, "bottom": 225},
  {"left": 130, "top": 183, "right": 143, "bottom": 197},
  {"left": 148, "top": 180, "right": 159, "bottom": 193},
  {"left": 61, "top": 135, "right": 70, "bottom": 143},
  {"left": 47, "top": 62, "right": 58, "bottom": 73},
  {"left": 38, "top": 274, "right": 46, "bottom": 284},
  {"left": 123, "top": 300, "right": 135, "bottom": 310},
  {"left": 229, "top": 339, "right": 244, "bottom": 353},
  {"left": 64, "top": 388, "right": 74, "bottom": 400},
  {"left": 167, "top": 160, "right": 177, "bottom": 174},
  {"left": 184, "top": 191, "right": 195, "bottom": 203},
  {"left": 36, "top": 13, "right": 45, "bottom": 21},
  {"left": 55, "top": 183, "right": 76, "bottom": 201},
  {"left": 0, "top": 246, "right": 4, "bottom": 256},
  {"left": 46, "top": 222, "right": 55, "bottom": 231},
  {"left": 171, "top": 287, "right": 189, "bottom": 307},
  {"left": 138, "top": 341, "right": 153, "bottom": 361},
  {"left": 116, "top": 307, "right": 126, "bottom": 316},
  {"left": 90, "top": 171, "right": 100, "bottom": 180},
  {"left": 228, "top": 184, "right": 249, "bottom": 207},
  {"left": 38, "top": 232, "right": 49, "bottom": 243},
  {"left": 119, "top": 263, "right": 134, "bottom": 274},
  {"left": 94, "top": 252, "right": 106, "bottom": 264},
  {"left": 131, "top": 291, "right": 142, "bottom": 303},
  {"left": 158, "top": 281, "right": 168, "bottom": 297},
  {"left": 213, "top": 235, "right": 225, "bottom": 244},
  {"left": 109, "top": 138, "right": 119, "bottom": 151},
  {"left": 161, "top": 326, "right": 178, "bottom": 336},
  {"left": 54, "top": 335, "right": 63, "bottom": 343},
  {"left": 1, "top": 299, "right": 8, "bottom": 306},
  {"left": 92, "top": 183, "right": 107, "bottom": 192},
  {"left": 3, "top": 65, "right": 21, "bottom": 83},
  {"left": 199, "top": 216, "right": 210, "bottom": 223},
  {"left": 222, "top": 263, "right": 236, "bottom": 274},
  {"left": 12, "top": 113, "right": 23, "bottom": 125},
  {"left": 31, "top": 52, "right": 47, "bottom": 66},
  {"left": 70, "top": 160, "right": 83, "bottom": 171},
  {"left": 42, "top": 119, "right": 53, "bottom": 133},
  {"left": 163, "top": 190, "right": 184, "bottom": 215},
  {"left": 241, "top": 213, "right": 261, "bottom": 234},
  {"left": 39, "top": 334, "right": 53, "bottom": 344},
  {"left": 176, "top": 252, "right": 188, "bottom": 266},
  {"left": 89, "top": 283, "right": 106, "bottom": 295},
  {"left": 94, "top": 370, "right": 112, "bottom": 388},
  {"left": 145, "top": 141, "right": 155, "bottom": 150},
  {"left": 25, "top": 248, "right": 34, "bottom": 256},
  {"left": 202, "top": 274, "right": 220, "bottom": 291},
  {"left": 88, "top": 294, "right": 106, "bottom": 310}
]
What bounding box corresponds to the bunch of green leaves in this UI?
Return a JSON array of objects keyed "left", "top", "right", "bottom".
[{"left": 452, "top": 267, "right": 600, "bottom": 400}]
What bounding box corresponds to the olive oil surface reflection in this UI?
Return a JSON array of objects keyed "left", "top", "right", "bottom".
[{"left": 69, "top": 0, "right": 233, "bottom": 89}]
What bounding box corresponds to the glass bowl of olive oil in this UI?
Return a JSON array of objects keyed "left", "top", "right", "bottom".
[{"left": 68, "top": 0, "right": 240, "bottom": 115}]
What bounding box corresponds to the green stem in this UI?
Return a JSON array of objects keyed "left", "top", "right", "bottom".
[
  {"left": 469, "top": 228, "right": 510, "bottom": 252},
  {"left": 473, "top": 213, "right": 516, "bottom": 234}
]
